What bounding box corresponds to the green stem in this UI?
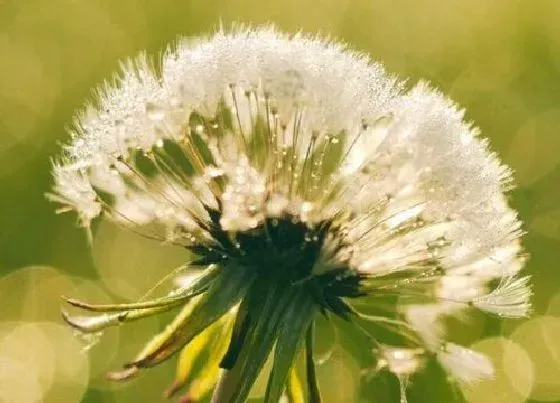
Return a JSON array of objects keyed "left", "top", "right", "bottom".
[{"left": 305, "top": 322, "right": 322, "bottom": 403}]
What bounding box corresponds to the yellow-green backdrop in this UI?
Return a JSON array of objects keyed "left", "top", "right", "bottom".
[{"left": 1, "top": 1, "right": 559, "bottom": 402}]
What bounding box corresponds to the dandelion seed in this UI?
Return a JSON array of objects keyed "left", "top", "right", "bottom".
[
  {"left": 438, "top": 343, "right": 494, "bottom": 383},
  {"left": 472, "top": 275, "right": 532, "bottom": 318},
  {"left": 50, "top": 25, "right": 531, "bottom": 402}
]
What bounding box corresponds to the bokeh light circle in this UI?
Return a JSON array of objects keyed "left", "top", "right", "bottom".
[
  {"left": 0, "top": 321, "right": 89, "bottom": 403},
  {"left": 507, "top": 108, "right": 560, "bottom": 187},
  {"left": 510, "top": 316, "right": 560, "bottom": 401},
  {"left": 92, "top": 220, "right": 189, "bottom": 301},
  {"left": 0, "top": 265, "right": 69, "bottom": 322},
  {"left": 0, "top": 357, "right": 43, "bottom": 403},
  {"left": 461, "top": 337, "right": 533, "bottom": 403}
]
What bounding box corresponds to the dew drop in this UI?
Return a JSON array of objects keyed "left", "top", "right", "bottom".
[{"left": 205, "top": 167, "right": 225, "bottom": 179}]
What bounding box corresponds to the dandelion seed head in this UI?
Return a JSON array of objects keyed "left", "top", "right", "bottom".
[{"left": 51, "top": 25, "right": 531, "bottom": 401}]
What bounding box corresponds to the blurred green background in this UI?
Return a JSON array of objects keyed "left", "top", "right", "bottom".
[{"left": 1, "top": 0, "right": 560, "bottom": 402}]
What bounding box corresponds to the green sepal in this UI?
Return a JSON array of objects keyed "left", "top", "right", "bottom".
[
  {"left": 212, "top": 282, "right": 299, "bottom": 403},
  {"left": 264, "top": 293, "right": 316, "bottom": 403},
  {"left": 165, "top": 330, "right": 208, "bottom": 397},
  {"left": 128, "top": 265, "right": 253, "bottom": 368},
  {"left": 166, "top": 312, "right": 234, "bottom": 398},
  {"left": 61, "top": 304, "right": 173, "bottom": 333},
  {"left": 212, "top": 283, "right": 319, "bottom": 403},
  {"left": 219, "top": 292, "right": 252, "bottom": 369},
  {"left": 63, "top": 265, "right": 219, "bottom": 313},
  {"left": 185, "top": 315, "right": 234, "bottom": 400},
  {"left": 305, "top": 322, "right": 323, "bottom": 403},
  {"left": 60, "top": 265, "right": 221, "bottom": 333},
  {"left": 286, "top": 364, "right": 305, "bottom": 403}
]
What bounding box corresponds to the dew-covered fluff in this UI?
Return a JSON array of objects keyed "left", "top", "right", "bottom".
[{"left": 50, "top": 26, "right": 531, "bottom": 402}]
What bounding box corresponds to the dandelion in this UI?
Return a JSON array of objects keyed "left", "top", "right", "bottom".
[{"left": 50, "top": 26, "right": 531, "bottom": 402}]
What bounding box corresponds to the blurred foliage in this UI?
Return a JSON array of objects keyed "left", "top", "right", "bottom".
[{"left": 1, "top": 0, "right": 560, "bottom": 402}]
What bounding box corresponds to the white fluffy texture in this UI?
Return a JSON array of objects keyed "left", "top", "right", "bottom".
[
  {"left": 51, "top": 26, "right": 530, "bottom": 383},
  {"left": 378, "top": 347, "right": 425, "bottom": 375},
  {"left": 438, "top": 275, "right": 487, "bottom": 302},
  {"left": 472, "top": 276, "right": 532, "bottom": 318},
  {"left": 220, "top": 157, "right": 267, "bottom": 231},
  {"left": 404, "top": 303, "right": 449, "bottom": 350},
  {"left": 49, "top": 162, "right": 101, "bottom": 226},
  {"left": 438, "top": 343, "right": 494, "bottom": 383}
]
